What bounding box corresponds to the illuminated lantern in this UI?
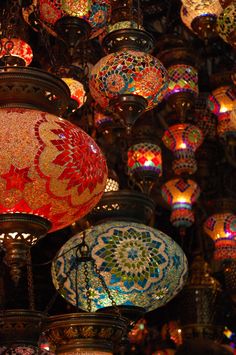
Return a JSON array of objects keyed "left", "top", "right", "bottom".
[
  {"left": 162, "top": 123, "right": 204, "bottom": 175},
  {"left": 52, "top": 221, "right": 188, "bottom": 312},
  {"left": 217, "top": 110, "right": 236, "bottom": 139},
  {"left": 207, "top": 86, "right": 236, "bottom": 115},
  {"left": 105, "top": 168, "right": 120, "bottom": 192},
  {"left": 62, "top": 77, "right": 86, "bottom": 109},
  {"left": 127, "top": 142, "right": 162, "bottom": 193},
  {"left": 217, "top": 3, "right": 236, "bottom": 48},
  {"left": 0, "top": 38, "right": 33, "bottom": 66},
  {"left": 0, "top": 346, "right": 52, "bottom": 355},
  {"left": 204, "top": 213, "right": 236, "bottom": 260},
  {"left": 89, "top": 50, "right": 168, "bottom": 126},
  {"left": 180, "top": 1, "right": 223, "bottom": 39},
  {"left": 161, "top": 178, "right": 200, "bottom": 228}
]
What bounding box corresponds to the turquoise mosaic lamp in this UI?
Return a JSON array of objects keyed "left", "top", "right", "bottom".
[{"left": 51, "top": 221, "right": 188, "bottom": 313}]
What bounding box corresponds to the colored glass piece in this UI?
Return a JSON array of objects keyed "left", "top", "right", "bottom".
[
  {"left": 217, "top": 3, "right": 236, "bottom": 47},
  {"left": 36, "top": 0, "right": 111, "bottom": 39},
  {"left": 128, "top": 143, "right": 162, "bottom": 176},
  {"left": 62, "top": 78, "right": 87, "bottom": 108},
  {"left": 89, "top": 50, "right": 168, "bottom": 111},
  {"left": 207, "top": 86, "right": 236, "bottom": 115},
  {"left": 51, "top": 221, "right": 188, "bottom": 312},
  {"left": 204, "top": 213, "right": 236, "bottom": 260},
  {"left": 161, "top": 178, "right": 200, "bottom": 228},
  {"left": 0, "top": 346, "right": 52, "bottom": 354},
  {"left": 162, "top": 123, "right": 203, "bottom": 175},
  {"left": 0, "top": 108, "right": 107, "bottom": 232},
  {"left": 166, "top": 64, "right": 198, "bottom": 98},
  {"left": 218, "top": 110, "right": 236, "bottom": 139},
  {"left": 0, "top": 38, "right": 33, "bottom": 66}
]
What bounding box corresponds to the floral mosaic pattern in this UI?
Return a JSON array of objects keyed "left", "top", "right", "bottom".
[
  {"left": 89, "top": 50, "right": 168, "bottom": 111},
  {"left": 52, "top": 221, "right": 188, "bottom": 312},
  {"left": 0, "top": 108, "right": 107, "bottom": 232}
]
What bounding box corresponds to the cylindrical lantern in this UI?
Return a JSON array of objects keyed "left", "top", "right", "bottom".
[
  {"left": 162, "top": 124, "right": 203, "bottom": 175},
  {"left": 161, "top": 178, "right": 200, "bottom": 228},
  {"left": 0, "top": 38, "right": 33, "bottom": 66},
  {"left": 217, "top": 3, "right": 236, "bottom": 47},
  {"left": 204, "top": 213, "right": 236, "bottom": 260},
  {"left": 51, "top": 221, "right": 188, "bottom": 312}
]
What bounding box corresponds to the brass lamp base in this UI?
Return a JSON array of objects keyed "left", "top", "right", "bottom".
[
  {"left": 0, "top": 213, "right": 51, "bottom": 284},
  {"left": 44, "top": 312, "right": 128, "bottom": 354}
]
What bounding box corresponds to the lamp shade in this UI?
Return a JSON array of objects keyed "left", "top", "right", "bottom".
[
  {"left": 62, "top": 78, "right": 86, "bottom": 108},
  {"left": 217, "top": 110, "right": 236, "bottom": 139},
  {"left": 217, "top": 3, "right": 236, "bottom": 47},
  {"left": 166, "top": 64, "right": 198, "bottom": 99},
  {"left": 207, "top": 86, "right": 236, "bottom": 115},
  {"left": 162, "top": 124, "right": 203, "bottom": 175},
  {"left": 89, "top": 50, "right": 168, "bottom": 111},
  {"left": 0, "top": 38, "right": 33, "bottom": 66},
  {"left": 204, "top": 213, "right": 236, "bottom": 260},
  {"left": 37, "top": 0, "right": 111, "bottom": 38},
  {"left": 161, "top": 178, "right": 200, "bottom": 228},
  {"left": 0, "top": 108, "right": 107, "bottom": 232},
  {"left": 128, "top": 143, "right": 162, "bottom": 177},
  {"left": 51, "top": 221, "right": 188, "bottom": 312}
]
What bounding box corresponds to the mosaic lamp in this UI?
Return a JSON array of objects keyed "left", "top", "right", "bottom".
[
  {"left": 105, "top": 168, "right": 120, "bottom": 192},
  {"left": 0, "top": 38, "right": 33, "bottom": 66},
  {"left": 89, "top": 50, "right": 168, "bottom": 127},
  {"left": 207, "top": 85, "right": 236, "bottom": 116},
  {"left": 62, "top": 77, "right": 87, "bottom": 109},
  {"left": 161, "top": 178, "right": 200, "bottom": 228},
  {"left": 204, "top": 213, "right": 236, "bottom": 261},
  {"left": 217, "top": 2, "right": 236, "bottom": 48},
  {"left": 162, "top": 123, "right": 204, "bottom": 175},
  {"left": 0, "top": 66, "right": 107, "bottom": 283},
  {"left": 180, "top": 1, "right": 223, "bottom": 39},
  {"left": 22, "top": 0, "right": 111, "bottom": 49},
  {"left": 51, "top": 221, "right": 188, "bottom": 313},
  {"left": 217, "top": 110, "right": 236, "bottom": 139},
  {"left": 127, "top": 142, "right": 162, "bottom": 194}
]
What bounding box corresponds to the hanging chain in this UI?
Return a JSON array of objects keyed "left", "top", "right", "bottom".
[{"left": 27, "top": 249, "right": 35, "bottom": 311}]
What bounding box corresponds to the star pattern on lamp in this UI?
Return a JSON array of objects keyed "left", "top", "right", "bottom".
[{"left": 1, "top": 165, "right": 33, "bottom": 191}]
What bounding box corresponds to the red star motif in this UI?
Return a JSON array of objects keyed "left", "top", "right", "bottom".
[{"left": 1, "top": 165, "right": 33, "bottom": 191}]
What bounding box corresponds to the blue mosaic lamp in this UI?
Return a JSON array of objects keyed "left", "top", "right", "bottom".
[{"left": 51, "top": 221, "right": 188, "bottom": 312}]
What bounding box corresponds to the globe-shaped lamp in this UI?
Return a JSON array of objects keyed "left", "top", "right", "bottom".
[
  {"left": 51, "top": 221, "right": 188, "bottom": 312},
  {"left": 62, "top": 77, "right": 86, "bottom": 109},
  {"left": 217, "top": 110, "right": 236, "bottom": 139},
  {"left": 217, "top": 3, "right": 236, "bottom": 47},
  {"left": 161, "top": 178, "right": 200, "bottom": 228},
  {"left": 89, "top": 50, "right": 168, "bottom": 126},
  {"left": 162, "top": 123, "right": 204, "bottom": 175},
  {"left": 0, "top": 38, "right": 33, "bottom": 66},
  {"left": 204, "top": 213, "right": 236, "bottom": 260},
  {"left": 207, "top": 85, "right": 236, "bottom": 115}
]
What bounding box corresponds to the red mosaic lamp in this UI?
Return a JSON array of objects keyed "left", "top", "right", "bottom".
[
  {"left": 161, "top": 178, "right": 200, "bottom": 228},
  {"left": 62, "top": 77, "right": 87, "bottom": 109},
  {"left": 22, "top": 0, "right": 111, "bottom": 49},
  {"left": 128, "top": 142, "right": 162, "bottom": 193},
  {"left": 162, "top": 123, "right": 204, "bottom": 175},
  {"left": 180, "top": 1, "right": 223, "bottom": 39},
  {"left": 0, "top": 38, "right": 33, "bottom": 66},
  {"left": 204, "top": 212, "right": 236, "bottom": 261},
  {"left": 0, "top": 66, "right": 107, "bottom": 283}
]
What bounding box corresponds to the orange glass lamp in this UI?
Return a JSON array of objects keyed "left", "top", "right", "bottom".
[
  {"left": 180, "top": 1, "right": 223, "bottom": 39},
  {"left": 62, "top": 77, "right": 86, "bottom": 109},
  {"left": 162, "top": 123, "right": 204, "bottom": 175},
  {"left": 161, "top": 178, "right": 200, "bottom": 228},
  {"left": 217, "top": 110, "right": 236, "bottom": 139},
  {"left": 0, "top": 38, "right": 33, "bottom": 66},
  {"left": 128, "top": 142, "right": 162, "bottom": 193},
  {"left": 207, "top": 86, "right": 236, "bottom": 116},
  {"left": 204, "top": 213, "right": 236, "bottom": 261}
]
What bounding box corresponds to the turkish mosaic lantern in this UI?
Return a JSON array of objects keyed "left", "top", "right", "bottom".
[
  {"left": 217, "top": 110, "right": 236, "bottom": 139},
  {"left": 204, "top": 213, "right": 236, "bottom": 261},
  {"left": 104, "top": 168, "right": 120, "bottom": 192},
  {"left": 161, "top": 178, "right": 200, "bottom": 228},
  {"left": 217, "top": 2, "right": 236, "bottom": 48},
  {"left": 180, "top": 1, "right": 223, "bottom": 39},
  {"left": 0, "top": 346, "right": 52, "bottom": 355},
  {"left": 0, "top": 38, "right": 33, "bottom": 66},
  {"left": 162, "top": 123, "right": 204, "bottom": 175},
  {"left": 51, "top": 221, "right": 188, "bottom": 312},
  {"left": 207, "top": 85, "right": 236, "bottom": 115},
  {"left": 22, "top": 0, "right": 111, "bottom": 42},
  {"left": 128, "top": 142, "right": 162, "bottom": 193},
  {"left": 89, "top": 50, "right": 168, "bottom": 126},
  {"left": 62, "top": 77, "right": 87, "bottom": 109}
]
